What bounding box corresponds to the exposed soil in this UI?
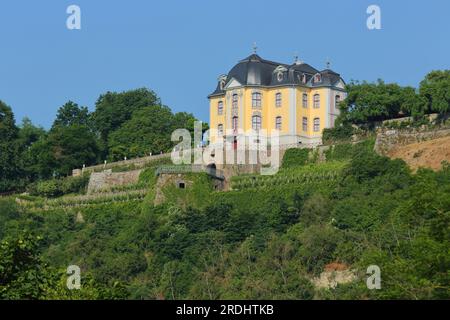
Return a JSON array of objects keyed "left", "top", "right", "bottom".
[{"left": 387, "top": 135, "right": 450, "bottom": 172}]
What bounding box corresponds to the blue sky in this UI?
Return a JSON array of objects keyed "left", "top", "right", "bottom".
[{"left": 0, "top": 0, "right": 448, "bottom": 128}]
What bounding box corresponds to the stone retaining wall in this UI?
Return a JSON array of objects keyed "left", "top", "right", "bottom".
[
  {"left": 374, "top": 127, "right": 450, "bottom": 155},
  {"left": 87, "top": 169, "right": 142, "bottom": 194},
  {"left": 73, "top": 153, "right": 171, "bottom": 176}
]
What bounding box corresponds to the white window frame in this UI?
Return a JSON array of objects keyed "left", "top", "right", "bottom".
[
  {"left": 313, "top": 94, "right": 320, "bottom": 108},
  {"left": 275, "top": 92, "right": 282, "bottom": 108},
  {"left": 252, "top": 115, "right": 261, "bottom": 131},
  {"left": 275, "top": 116, "right": 282, "bottom": 130},
  {"left": 302, "top": 93, "right": 308, "bottom": 108},
  {"left": 313, "top": 118, "right": 320, "bottom": 132},
  {"left": 232, "top": 94, "right": 238, "bottom": 113},
  {"left": 252, "top": 92, "right": 262, "bottom": 108},
  {"left": 302, "top": 117, "right": 308, "bottom": 132},
  {"left": 314, "top": 74, "right": 322, "bottom": 83}
]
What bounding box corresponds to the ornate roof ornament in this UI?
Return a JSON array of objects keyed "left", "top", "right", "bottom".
[{"left": 252, "top": 42, "right": 258, "bottom": 54}]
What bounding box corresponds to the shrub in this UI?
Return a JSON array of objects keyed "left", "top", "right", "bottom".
[
  {"left": 29, "top": 175, "right": 90, "bottom": 198},
  {"left": 35, "top": 180, "right": 61, "bottom": 198},
  {"left": 345, "top": 146, "right": 411, "bottom": 187},
  {"left": 325, "top": 143, "right": 354, "bottom": 161},
  {"left": 60, "top": 175, "right": 90, "bottom": 195},
  {"left": 322, "top": 124, "right": 354, "bottom": 144},
  {"left": 282, "top": 148, "right": 310, "bottom": 168}
]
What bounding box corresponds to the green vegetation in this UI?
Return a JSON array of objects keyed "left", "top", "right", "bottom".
[
  {"left": 0, "top": 229, "right": 126, "bottom": 299},
  {"left": 231, "top": 162, "right": 344, "bottom": 191},
  {"left": 0, "top": 88, "right": 202, "bottom": 193},
  {"left": 27, "top": 175, "right": 90, "bottom": 198},
  {"left": 0, "top": 71, "right": 449, "bottom": 300},
  {"left": 1, "top": 141, "right": 448, "bottom": 300},
  {"left": 323, "top": 70, "right": 449, "bottom": 143},
  {"left": 157, "top": 173, "right": 214, "bottom": 209},
  {"left": 281, "top": 148, "right": 311, "bottom": 168}
]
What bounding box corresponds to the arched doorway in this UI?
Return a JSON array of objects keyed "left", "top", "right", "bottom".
[{"left": 206, "top": 163, "right": 216, "bottom": 177}]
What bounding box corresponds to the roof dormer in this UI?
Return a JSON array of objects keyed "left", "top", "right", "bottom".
[{"left": 313, "top": 73, "right": 322, "bottom": 83}]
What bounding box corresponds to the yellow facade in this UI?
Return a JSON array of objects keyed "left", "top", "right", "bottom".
[{"left": 208, "top": 54, "right": 346, "bottom": 146}]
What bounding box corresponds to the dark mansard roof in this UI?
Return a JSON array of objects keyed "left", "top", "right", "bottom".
[{"left": 209, "top": 54, "right": 345, "bottom": 98}]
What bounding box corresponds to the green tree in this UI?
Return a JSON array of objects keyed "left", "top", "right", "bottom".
[
  {"left": 92, "top": 88, "right": 160, "bottom": 144},
  {"left": 29, "top": 125, "right": 99, "bottom": 177},
  {"left": 17, "top": 118, "right": 47, "bottom": 181},
  {"left": 0, "top": 100, "right": 23, "bottom": 192},
  {"left": 107, "top": 105, "right": 179, "bottom": 160},
  {"left": 52, "top": 101, "right": 90, "bottom": 129},
  {"left": 0, "top": 101, "right": 19, "bottom": 140},
  {"left": 0, "top": 234, "right": 52, "bottom": 299},
  {"left": 340, "top": 80, "right": 424, "bottom": 124},
  {"left": 419, "top": 70, "right": 450, "bottom": 114},
  {"left": 0, "top": 233, "right": 127, "bottom": 300},
  {"left": 17, "top": 117, "right": 46, "bottom": 148}
]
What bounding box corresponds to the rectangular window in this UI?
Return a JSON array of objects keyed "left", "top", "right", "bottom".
[
  {"left": 232, "top": 94, "right": 238, "bottom": 113},
  {"left": 302, "top": 93, "right": 308, "bottom": 108},
  {"left": 218, "top": 124, "right": 223, "bottom": 136},
  {"left": 232, "top": 116, "right": 238, "bottom": 133},
  {"left": 302, "top": 117, "right": 308, "bottom": 132},
  {"left": 275, "top": 93, "right": 282, "bottom": 107},
  {"left": 313, "top": 118, "right": 320, "bottom": 132},
  {"left": 335, "top": 95, "right": 341, "bottom": 109},
  {"left": 252, "top": 115, "right": 261, "bottom": 131},
  {"left": 275, "top": 116, "right": 282, "bottom": 130},
  {"left": 218, "top": 101, "right": 223, "bottom": 115},
  {"left": 313, "top": 94, "right": 320, "bottom": 108},
  {"left": 252, "top": 92, "right": 262, "bottom": 108}
]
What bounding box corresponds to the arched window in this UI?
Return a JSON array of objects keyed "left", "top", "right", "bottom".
[
  {"left": 335, "top": 95, "right": 341, "bottom": 109},
  {"left": 313, "top": 94, "right": 320, "bottom": 108},
  {"left": 218, "top": 101, "right": 223, "bottom": 115},
  {"left": 275, "top": 93, "right": 282, "bottom": 107},
  {"left": 232, "top": 94, "right": 238, "bottom": 113},
  {"left": 302, "top": 93, "right": 308, "bottom": 108},
  {"left": 301, "top": 74, "right": 307, "bottom": 84},
  {"left": 252, "top": 92, "right": 262, "bottom": 108},
  {"left": 275, "top": 116, "right": 282, "bottom": 130},
  {"left": 277, "top": 72, "right": 284, "bottom": 82},
  {"left": 302, "top": 117, "right": 308, "bottom": 132},
  {"left": 232, "top": 116, "right": 238, "bottom": 133},
  {"left": 314, "top": 74, "right": 322, "bottom": 83},
  {"left": 218, "top": 124, "right": 223, "bottom": 136},
  {"left": 313, "top": 118, "right": 320, "bottom": 132},
  {"left": 252, "top": 115, "right": 261, "bottom": 131}
]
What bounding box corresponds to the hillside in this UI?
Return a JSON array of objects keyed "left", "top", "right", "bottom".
[
  {"left": 1, "top": 140, "right": 449, "bottom": 300},
  {"left": 387, "top": 135, "right": 450, "bottom": 171}
]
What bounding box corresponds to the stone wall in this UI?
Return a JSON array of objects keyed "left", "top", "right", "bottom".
[
  {"left": 87, "top": 169, "right": 142, "bottom": 194},
  {"left": 73, "top": 143, "right": 322, "bottom": 178},
  {"left": 73, "top": 153, "right": 171, "bottom": 176},
  {"left": 374, "top": 127, "right": 450, "bottom": 155}
]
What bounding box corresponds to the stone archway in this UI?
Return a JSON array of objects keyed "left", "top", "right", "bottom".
[{"left": 206, "top": 163, "right": 217, "bottom": 177}]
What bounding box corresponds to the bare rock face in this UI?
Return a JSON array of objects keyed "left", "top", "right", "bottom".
[
  {"left": 312, "top": 263, "right": 357, "bottom": 289},
  {"left": 86, "top": 169, "right": 142, "bottom": 194}
]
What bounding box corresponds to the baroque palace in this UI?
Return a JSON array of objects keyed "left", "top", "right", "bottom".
[{"left": 208, "top": 52, "right": 346, "bottom": 146}]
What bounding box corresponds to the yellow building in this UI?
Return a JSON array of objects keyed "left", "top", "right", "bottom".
[{"left": 208, "top": 53, "right": 346, "bottom": 146}]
